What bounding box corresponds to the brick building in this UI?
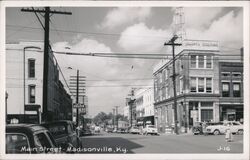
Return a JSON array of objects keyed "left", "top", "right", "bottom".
[
  {"left": 219, "top": 62, "right": 243, "bottom": 122},
  {"left": 153, "top": 40, "right": 221, "bottom": 133}
]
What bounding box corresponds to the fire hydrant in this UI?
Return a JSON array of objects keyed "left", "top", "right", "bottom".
[{"left": 225, "top": 128, "right": 233, "bottom": 142}]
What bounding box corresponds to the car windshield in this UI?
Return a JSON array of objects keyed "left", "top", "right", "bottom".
[{"left": 6, "top": 134, "right": 30, "bottom": 154}]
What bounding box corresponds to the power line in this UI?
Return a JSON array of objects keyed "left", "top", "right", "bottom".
[
  {"left": 6, "top": 48, "right": 242, "bottom": 57},
  {"left": 6, "top": 24, "right": 170, "bottom": 39}
]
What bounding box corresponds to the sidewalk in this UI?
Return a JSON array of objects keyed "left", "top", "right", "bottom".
[{"left": 159, "top": 129, "right": 194, "bottom": 136}]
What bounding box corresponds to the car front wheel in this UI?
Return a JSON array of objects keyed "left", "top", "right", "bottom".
[
  {"left": 238, "top": 129, "right": 243, "bottom": 135},
  {"left": 213, "top": 130, "right": 220, "bottom": 135}
]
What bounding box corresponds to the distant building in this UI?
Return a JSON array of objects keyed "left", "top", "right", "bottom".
[
  {"left": 153, "top": 40, "right": 221, "bottom": 133},
  {"left": 134, "top": 88, "right": 155, "bottom": 126},
  {"left": 125, "top": 89, "right": 136, "bottom": 126},
  {"left": 219, "top": 62, "right": 243, "bottom": 122},
  {"left": 123, "top": 105, "right": 130, "bottom": 120},
  {"left": 6, "top": 41, "right": 72, "bottom": 123}
]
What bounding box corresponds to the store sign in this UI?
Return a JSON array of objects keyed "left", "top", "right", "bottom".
[
  {"left": 181, "top": 40, "right": 219, "bottom": 51},
  {"left": 73, "top": 103, "right": 85, "bottom": 108},
  {"left": 227, "top": 109, "right": 236, "bottom": 114}
]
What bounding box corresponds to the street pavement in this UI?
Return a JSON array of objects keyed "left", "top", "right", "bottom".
[{"left": 79, "top": 131, "right": 243, "bottom": 154}]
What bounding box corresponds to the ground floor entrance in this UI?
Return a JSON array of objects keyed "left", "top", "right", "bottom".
[
  {"left": 154, "top": 96, "right": 220, "bottom": 134},
  {"left": 136, "top": 116, "right": 154, "bottom": 127}
]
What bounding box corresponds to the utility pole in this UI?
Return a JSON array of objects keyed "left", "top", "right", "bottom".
[
  {"left": 69, "top": 70, "right": 86, "bottom": 127},
  {"left": 21, "top": 7, "right": 72, "bottom": 122},
  {"left": 112, "top": 108, "right": 116, "bottom": 128},
  {"left": 115, "top": 106, "right": 119, "bottom": 129},
  {"left": 76, "top": 70, "right": 79, "bottom": 126},
  {"left": 164, "top": 35, "right": 182, "bottom": 134}
]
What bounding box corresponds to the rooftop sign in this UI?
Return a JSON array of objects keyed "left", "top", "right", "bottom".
[
  {"left": 181, "top": 40, "right": 219, "bottom": 51},
  {"left": 153, "top": 39, "right": 219, "bottom": 73}
]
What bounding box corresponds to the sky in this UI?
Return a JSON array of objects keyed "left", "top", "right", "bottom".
[{"left": 6, "top": 6, "right": 243, "bottom": 117}]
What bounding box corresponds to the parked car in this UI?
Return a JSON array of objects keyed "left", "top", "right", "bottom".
[
  {"left": 105, "top": 127, "right": 113, "bottom": 133},
  {"left": 79, "top": 127, "right": 93, "bottom": 136},
  {"left": 206, "top": 121, "right": 243, "bottom": 135},
  {"left": 192, "top": 122, "right": 223, "bottom": 135},
  {"left": 142, "top": 125, "right": 158, "bottom": 135},
  {"left": 6, "top": 124, "right": 59, "bottom": 154},
  {"left": 41, "top": 120, "right": 82, "bottom": 151},
  {"left": 94, "top": 126, "right": 101, "bottom": 133},
  {"left": 129, "top": 126, "right": 140, "bottom": 134}
]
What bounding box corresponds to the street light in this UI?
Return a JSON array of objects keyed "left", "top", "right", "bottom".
[{"left": 23, "top": 46, "right": 41, "bottom": 123}]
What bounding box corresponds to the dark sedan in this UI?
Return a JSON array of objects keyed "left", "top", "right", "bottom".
[
  {"left": 6, "top": 124, "right": 59, "bottom": 154},
  {"left": 41, "top": 120, "right": 82, "bottom": 151}
]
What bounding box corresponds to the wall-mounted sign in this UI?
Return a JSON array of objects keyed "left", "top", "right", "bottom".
[{"left": 73, "top": 103, "right": 85, "bottom": 108}]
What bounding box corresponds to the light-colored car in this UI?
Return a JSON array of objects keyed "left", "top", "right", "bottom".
[
  {"left": 94, "top": 126, "right": 101, "bottom": 133},
  {"left": 206, "top": 121, "right": 243, "bottom": 135},
  {"left": 129, "top": 126, "right": 140, "bottom": 134},
  {"left": 142, "top": 125, "right": 158, "bottom": 135}
]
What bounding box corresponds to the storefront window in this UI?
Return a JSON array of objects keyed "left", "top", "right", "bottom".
[{"left": 201, "top": 109, "right": 213, "bottom": 122}]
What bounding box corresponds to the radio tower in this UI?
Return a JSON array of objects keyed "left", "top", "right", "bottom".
[{"left": 173, "top": 7, "right": 186, "bottom": 43}]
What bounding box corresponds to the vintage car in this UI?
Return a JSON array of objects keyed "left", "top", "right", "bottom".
[
  {"left": 6, "top": 124, "right": 59, "bottom": 154},
  {"left": 41, "top": 120, "right": 82, "bottom": 150},
  {"left": 105, "top": 127, "right": 113, "bottom": 133},
  {"left": 206, "top": 121, "right": 243, "bottom": 135},
  {"left": 129, "top": 126, "right": 140, "bottom": 134},
  {"left": 142, "top": 125, "right": 158, "bottom": 135},
  {"left": 192, "top": 122, "right": 223, "bottom": 135}
]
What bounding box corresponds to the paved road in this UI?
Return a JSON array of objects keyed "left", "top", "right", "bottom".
[{"left": 79, "top": 132, "right": 243, "bottom": 154}]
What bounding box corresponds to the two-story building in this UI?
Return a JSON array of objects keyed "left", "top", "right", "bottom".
[{"left": 153, "top": 40, "right": 221, "bottom": 133}]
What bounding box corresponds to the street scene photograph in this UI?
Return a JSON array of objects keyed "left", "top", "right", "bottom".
[{"left": 2, "top": 1, "right": 249, "bottom": 159}]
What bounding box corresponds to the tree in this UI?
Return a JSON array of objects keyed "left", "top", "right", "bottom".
[
  {"left": 93, "top": 112, "right": 108, "bottom": 125},
  {"left": 93, "top": 112, "right": 129, "bottom": 126}
]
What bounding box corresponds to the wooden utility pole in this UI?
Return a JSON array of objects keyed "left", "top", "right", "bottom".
[
  {"left": 70, "top": 71, "right": 86, "bottom": 126},
  {"left": 112, "top": 108, "right": 116, "bottom": 128},
  {"left": 21, "top": 7, "right": 71, "bottom": 122},
  {"left": 164, "top": 35, "right": 182, "bottom": 134},
  {"left": 115, "top": 106, "right": 119, "bottom": 128},
  {"left": 76, "top": 70, "right": 79, "bottom": 126}
]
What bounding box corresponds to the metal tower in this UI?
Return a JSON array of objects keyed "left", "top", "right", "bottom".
[{"left": 173, "top": 7, "right": 186, "bottom": 43}]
